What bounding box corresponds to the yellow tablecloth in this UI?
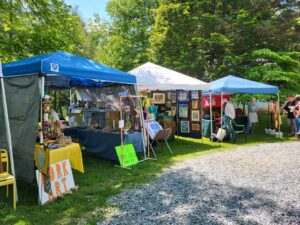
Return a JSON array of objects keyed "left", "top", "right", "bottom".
[{"left": 34, "top": 143, "right": 84, "bottom": 174}]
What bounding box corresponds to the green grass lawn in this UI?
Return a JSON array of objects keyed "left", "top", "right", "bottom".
[{"left": 0, "top": 115, "right": 296, "bottom": 225}]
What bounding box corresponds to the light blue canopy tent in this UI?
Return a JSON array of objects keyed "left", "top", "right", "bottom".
[
  {"left": 203, "top": 75, "right": 280, "bottom": 140},
  {"left": 204, "top": 75, "right": 278, "bottom": 94},
  {"left": 2, "top": 51, "right": 136, "bottom": 87}
]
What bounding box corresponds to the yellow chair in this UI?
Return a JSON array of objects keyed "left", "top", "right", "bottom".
[{"left": 0, "top": 149, "right": 16, "bottom": 210}]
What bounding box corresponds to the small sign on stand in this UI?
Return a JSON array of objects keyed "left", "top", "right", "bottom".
[
  {"left": 36, "top": 159, "right": 76, "bottom": 205},
  {"left": 115, "top": 144, "right": 139, "bottom": 168}
]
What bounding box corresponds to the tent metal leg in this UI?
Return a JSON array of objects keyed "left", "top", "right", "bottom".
[
  {"left": 220, "top": 92, "right": 223, "bottom": 142},
  {"left": 0, "top": 61, "right": 18, "bottom": 201},
  {"left": 277, "top": 93, "right": 282, "bottom": 138},
  {"left": 209, "top": 91, "right": 213, "bottom": 141}
]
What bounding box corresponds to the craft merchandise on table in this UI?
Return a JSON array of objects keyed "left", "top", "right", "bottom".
[{"left": 35, "top": 96, "right": 84, "bottom": 174}]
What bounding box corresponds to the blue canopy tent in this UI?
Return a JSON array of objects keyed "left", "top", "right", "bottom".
[
  {"left": 0, "top": 53, "right": 144, "bottom": 197},
  {"left": 2, "top": 51, "right": 136, "bottom": 88},
  {"left": 204, "top": 75, "right": 278, "bottom": 94},
  {"left": 203, "top": 75, "right": 280, "bottom": 140}
]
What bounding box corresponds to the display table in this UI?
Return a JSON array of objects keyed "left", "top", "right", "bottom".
[
  {"left": 34, "top": 143, "right": 84, "bottom": 174},
  {"left": 63, "top": 127, "right": 143, "bottom": 161}
]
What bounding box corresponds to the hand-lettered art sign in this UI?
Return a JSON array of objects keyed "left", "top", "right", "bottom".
[
  {"left": 36, "top": 160, "right": 75, "bottom": 205},
  {"left": 115, "top": 144, "right": 138, "bottom": 167}
]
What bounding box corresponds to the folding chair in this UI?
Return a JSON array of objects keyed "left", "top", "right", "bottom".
[
  {"left": 225, "top": 117, "right": 247, "bottom": 143},
  {"left": 0, "top": 149, "right": 16, "bottom": 209},
  {"left": 149, "top": 128, "right": 173, "bottom": 158}
]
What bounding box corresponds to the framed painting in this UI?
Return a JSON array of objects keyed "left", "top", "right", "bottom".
[
  {"left": 178, "top": 104, "right": 188, "bottom": 118},
  {"left": 171, "top": 106, "right": 177, "bottom": 116},
  {"left": 166, "top": 100, "right": 172, "bottom": 108},
  {"left": 191, "top": 123, "right": 201, "bottom": 131},
  {"left": 191, "top": 100, "right": 198, "bottom": 110},
  {"left": 152, "top": 92, "right": 166, "bottom": 105},
  {"left": 180, "top": 121, "right": 190, "bottom": 133},
  {"left": 177, "top": 90, "right": 189, "bottom": 102},
  {"left": 171, "top": 92, "right": 176, "bottom": 103},
  {"left": 159, "top": 105, "right": 166, "bottom": 112},
  {"left": 191, "top": 110, "right": 200, "bottom": 122},
  {"left": 191, "top": 90, "right": 199, "bottom": 100},
  {"left": 166, "top": 91, "right": 172, "bottom": 100}
]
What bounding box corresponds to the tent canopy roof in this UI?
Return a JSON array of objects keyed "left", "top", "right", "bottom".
[
  {"left": 204, "top": 75, "right": 279, "bottom": 94},
  {"left": 129, "top": 62, "right": 210, "bottom": 91},
  {"left": 2, "top": 51, "right": 136, "bottom": 88}
]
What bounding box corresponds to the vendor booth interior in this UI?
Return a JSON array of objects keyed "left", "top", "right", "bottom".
[
  {"left": 0, "top": 52, "right": 146, "bottom": 202},
  {"left": 129, "top": 62, "right": 210, "bottom": 139},
  {"left": 203, "top": 75, "right": 279, "bottom": 141}
]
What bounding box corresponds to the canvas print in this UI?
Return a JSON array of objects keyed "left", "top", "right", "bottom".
[
  {"left": 171, "top": 106, "right": 177, "bottom": 116},
  {"left": 166, "top": 91, "right": 172, "bottom": 100},
  {"left": 181, "top": 121, "right": 190, "bottom": 133},
  {"left": 159, "top": 105, "right": 166, "bottom": 112},
  {"left": 171, "top": 92, "right": 176, "bottom": 103},
  {"left": 191, "top": 100, "right": 198, "bottom": 110},
  {"left": 191, "top": 123, "right": 201, "bottom": 131},
  {"left": 191, "top": 90, "right": 199, "bottom": 100},
  {"left": 178, "top": 104, "right": 188, "bottom": 118},
  {"left": 166, "top": 100, "right": 172, "bottom": 108},
  {"left": 152, "top": 92, "right": 166, "bottom": 105},
  {"left": 177, "top": 90, "right": 189, "bottom": 102},
  {"left": 191, "top": 110, "right": 200, "bottom": 121}
]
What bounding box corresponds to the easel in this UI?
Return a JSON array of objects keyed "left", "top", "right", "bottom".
[{"left": 116, "top": 95, "right": 156, "bottom": 169}]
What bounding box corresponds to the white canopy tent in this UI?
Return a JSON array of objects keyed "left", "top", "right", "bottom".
[{"left": 129, "top": 62, "right": 210, "bottom": 91}]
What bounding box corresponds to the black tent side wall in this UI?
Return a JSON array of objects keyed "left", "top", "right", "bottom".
[{"left": 0, "top": 75, "right": 40, "bottom": 182}]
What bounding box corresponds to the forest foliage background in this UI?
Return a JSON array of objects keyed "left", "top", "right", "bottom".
[{"left": 1, "top": 0, "right": 300, "bottom": 95}]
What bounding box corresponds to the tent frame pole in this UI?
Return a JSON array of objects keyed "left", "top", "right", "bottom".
[
  {"left": 209, "top": 92, "right": 213, "bottom": 141},
  {"left": 39, "top": 77, "right": 45, "bottom": 144},
  {"left": 220, "top": 92, "right": 223, "bottom": 142},
  {"left": 277, "top": 92, "right": 281, "bottom": 137},
  {"left": 0, "top": 60, "right": 18, "bottom": 201}
]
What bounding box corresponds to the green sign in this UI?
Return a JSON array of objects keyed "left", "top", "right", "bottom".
[{"left": 115, "top": 144, "right": 139, "bottom": 167}]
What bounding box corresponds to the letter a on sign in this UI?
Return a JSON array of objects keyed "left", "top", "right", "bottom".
[{"left": 36, "top": 159, "right": 75, "bottom": 205}]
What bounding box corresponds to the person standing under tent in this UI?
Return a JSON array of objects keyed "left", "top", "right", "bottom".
[
  {"left": 283, "top": 95, "right": 296, "bottom": 136},
  {"left": 294, "top": 95, "right": 300, "bottom": 135},
  {"left": 148, "top": 98, "right": 158, "bottom": 120},
  {"left": 272, "top": 100, "right": 280, "bottom": 130},
  {"left": 224, "top": 98, "right": 236, "bottom": 120},
  {"left": 246, "top": 98, "right": 259, "bottom": 134}
]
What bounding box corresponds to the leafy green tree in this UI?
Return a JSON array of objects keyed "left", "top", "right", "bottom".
[
  {"left": 149, "top": 0, "right": 300, "bottom": 82},
  {"left": 245, "top": 49, "right": 300, "bottom": 95},
  {"left": 94, "top": 0, "right": 157, "bottom": 71},
  {"left": 0, "top": 0, "right": 86, "bottom": 62}
]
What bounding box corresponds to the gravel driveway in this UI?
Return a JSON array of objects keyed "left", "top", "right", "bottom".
[{"left": 99, "top": 142, "right": 300, "bottom": 225}]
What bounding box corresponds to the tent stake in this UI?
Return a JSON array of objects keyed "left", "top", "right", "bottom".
[{"left": 0, "top": 60, "right": 18, "bottom": 201}]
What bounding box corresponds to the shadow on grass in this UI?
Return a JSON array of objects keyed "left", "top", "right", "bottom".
[{"left": 101, "top": 168, "right": 300, "bottom": 225}]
